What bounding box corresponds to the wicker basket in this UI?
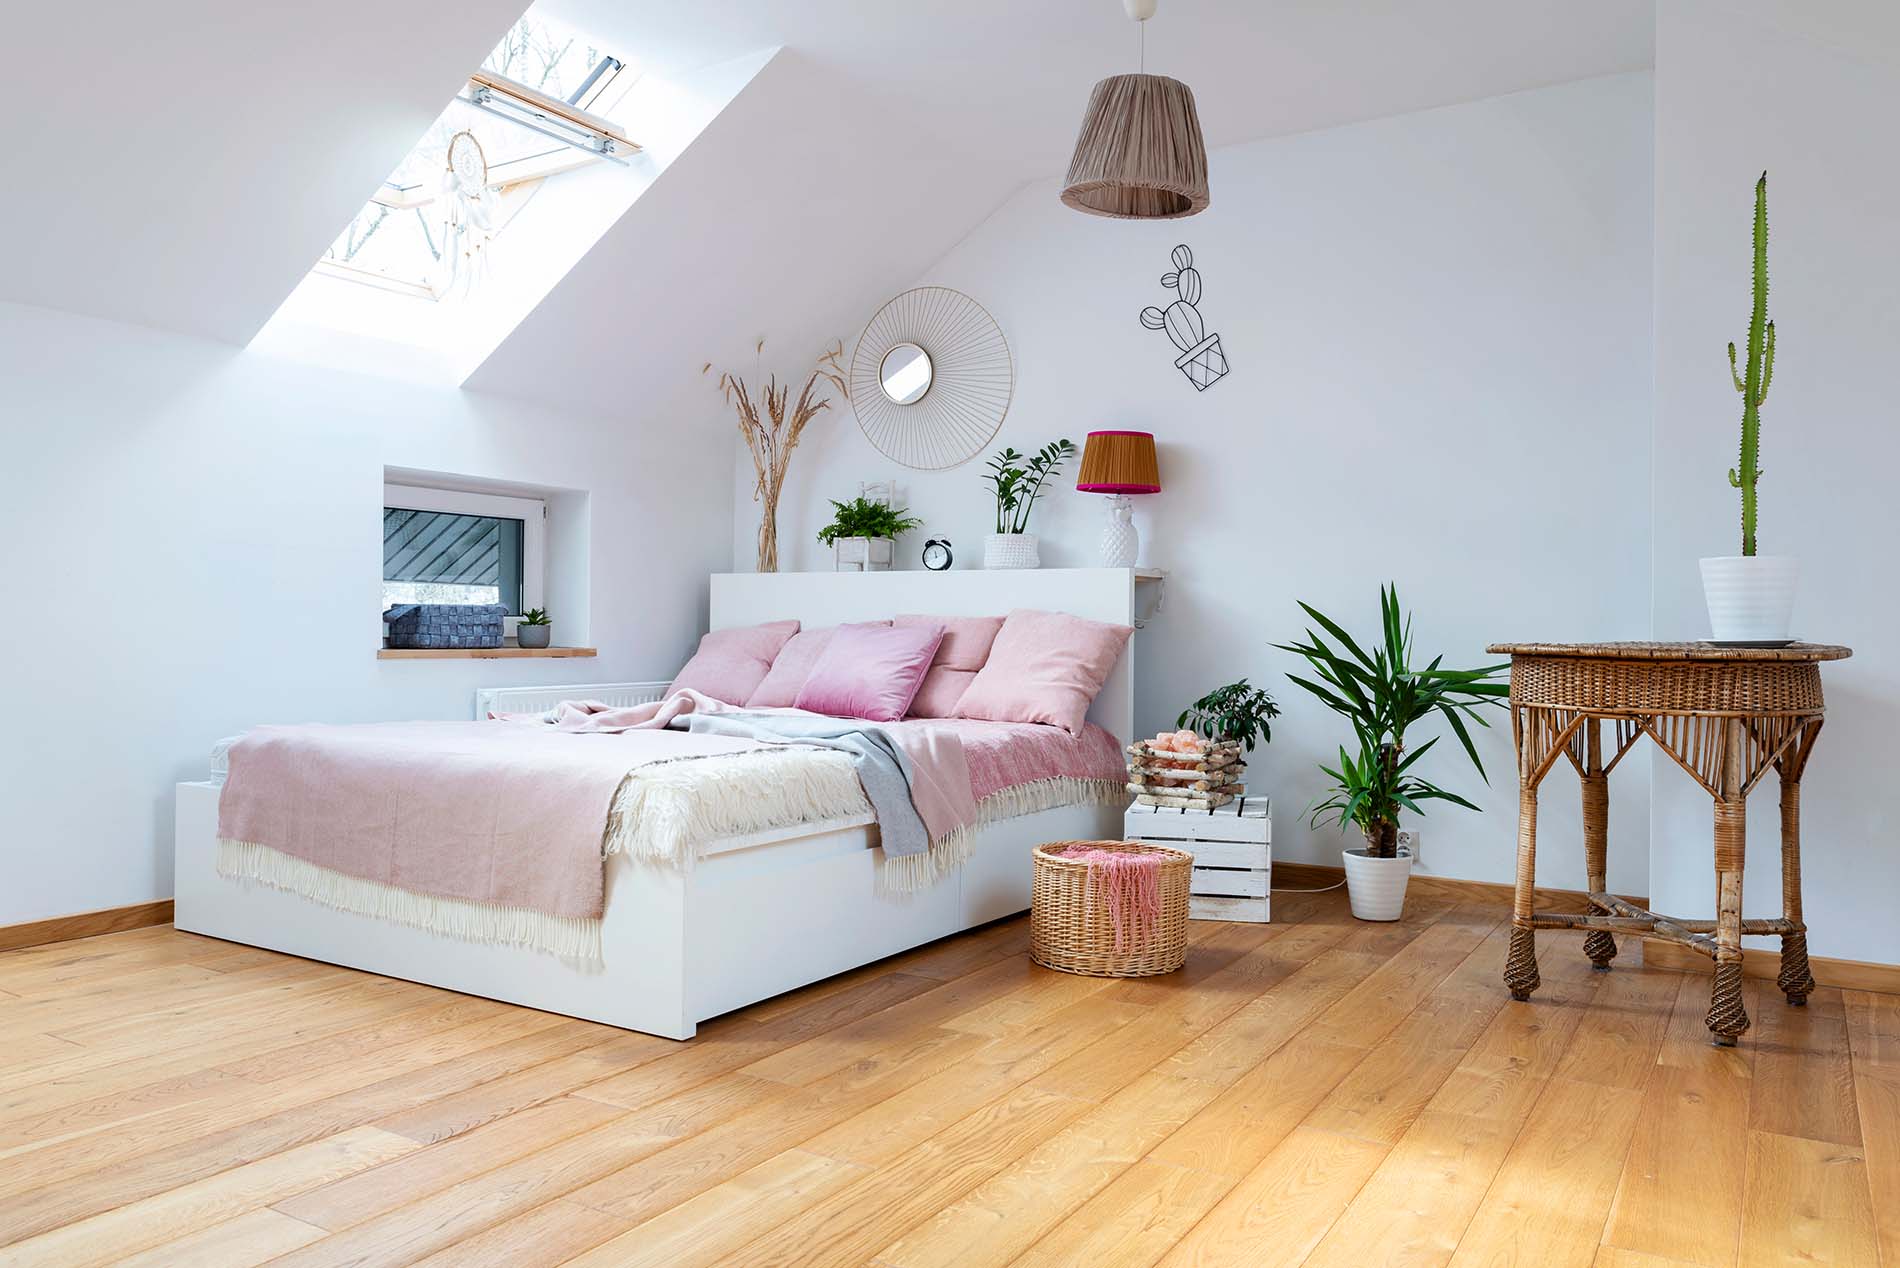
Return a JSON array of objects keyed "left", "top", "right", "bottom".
[{"left": 1031, "top": 841, "right": 1191, "bottom": 977}]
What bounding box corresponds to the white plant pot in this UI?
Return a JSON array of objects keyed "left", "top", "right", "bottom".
[
  {"left": 1700, "top": 555, "right": 1798, "bottom": 642},
  {"left": 984, "top": 533, "right": 1040, "bottom": 569},
  {"left": 833, "top": 536, "right": 894, "bottom": 572},
  {"left": 1342, "top": 847, "right": 1413, "bottom": 921}
]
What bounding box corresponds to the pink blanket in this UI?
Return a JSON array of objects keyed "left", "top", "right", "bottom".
[
  {"left": 531, "top": 692, "right": 978, "bottom": 849},
  {"left": 216, "top": 690, "right": 1128, "bottom": 956},
  {"left": 218, "top": 717, "right": 763, "bottom": 922}
]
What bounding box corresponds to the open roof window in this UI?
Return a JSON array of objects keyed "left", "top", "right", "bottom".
[
  {"left": 315, "top": 14, "right": 638, "bottom": 302},
  {"left": 256, "top": 12, "right": 773, "bottom": 382}
]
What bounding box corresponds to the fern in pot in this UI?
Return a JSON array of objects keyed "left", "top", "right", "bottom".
[
  {"left": 1702, "top": 171, "right": 1797, "bottom": 642},
  {"left": 1276, "top": 586, "right": 1507, "bottom": 920},
  {"left": 817, "top": 496, "right": 922, "bottom": 572},
  {"left": 980, "top": 440, "right": 1074, "bottom": 569}
]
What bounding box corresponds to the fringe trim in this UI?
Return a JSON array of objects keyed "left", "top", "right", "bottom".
[
  {"left": 881, "top": 776, "right": 1130, "bottom": 895},
  {"left": 216, "top": 839, "right": 604, "bottom": 962},
  {"left": 603, "top": 747, "right": 869, "bottom": 867}
]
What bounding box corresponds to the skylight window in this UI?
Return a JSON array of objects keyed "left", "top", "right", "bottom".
[{"left": 315, "top": 14, "right": 637, "bottom": 302}]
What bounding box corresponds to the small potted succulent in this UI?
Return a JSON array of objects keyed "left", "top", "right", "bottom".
[
  {"left": 516, "top": 607, "right": 552, "bottom": 649},
  {"left": 1177, "top": 678, "right": 1281, "bottom": 752},
  {"left": 816, "top": 496, "right": 923, "bottom": 572},
  {"left": 1276, "top": 586, "right": 1506, "bottom": 920},
  {"left": 981, "top": 439, "right": 1075, "bottom": 569},
  {"left": 1701, "top": 171, "right": 1797, "bottom": 643}
]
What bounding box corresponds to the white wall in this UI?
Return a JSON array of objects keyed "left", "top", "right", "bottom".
[
  {"left": 1651, "top": 1, "right": 1900, "bottom": 963},
  {"left": 0, "top": 301, "right": 731, "bottom": 926},
  {"left": 759, "top": 73, "right": 1656, "bottom": 892}
]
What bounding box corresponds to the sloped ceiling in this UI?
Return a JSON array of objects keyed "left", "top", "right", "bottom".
[
  {"left": 469, "top": 0, "right": 1655, "bottom": 414},
  {"left": 4, "top": 0, "right": 528, "bottom": 345},
  {"left": 7, "top": 0, "right": 1653, "bottom": 387}
]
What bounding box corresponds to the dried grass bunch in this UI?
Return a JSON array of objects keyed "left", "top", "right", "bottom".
[{"left": 704, "top": 339, "right": 846, "bottom": 572}]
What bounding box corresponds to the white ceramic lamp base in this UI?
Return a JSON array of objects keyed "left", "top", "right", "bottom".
[{"left": 1098, "top": 494, "right": 1139, "bottom": 568}]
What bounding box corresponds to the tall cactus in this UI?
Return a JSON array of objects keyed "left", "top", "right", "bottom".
[
  {"left": 1726, "top": 171, "right": 1776, "bottom": 557},
  {"left": 1141, "top": 245, "right": 1208, "bottom": 352}
]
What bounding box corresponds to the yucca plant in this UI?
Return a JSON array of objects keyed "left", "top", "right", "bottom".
[
  {"left": 1727, "top": 171, "right": 1776, "bottom": 557},
  {"left": 1275, "top": 586, "right": 1508, "bottom": 858}
]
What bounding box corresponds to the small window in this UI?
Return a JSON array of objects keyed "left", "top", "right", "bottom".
[{"left": 383, "top": 484, "right": 544, "bottom": 628}]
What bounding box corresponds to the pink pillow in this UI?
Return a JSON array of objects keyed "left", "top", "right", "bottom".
[
  {"left": 952, "top": 609, "right": 1133, "bottom": 736},
  {"left": 895, "top": 614, "right": 1005, "bottom": 717},
  {"left": 794, "top": 622, "right": 945, "bottom": 722},
  {"left": 746, "top": 621, "right": 891, "bottom": 708},
  {"left": 668, "top": 620, "right": 799, "bottom": 705}
]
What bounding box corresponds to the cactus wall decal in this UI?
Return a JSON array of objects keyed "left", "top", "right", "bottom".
[
  {"left": 1726, "top": 172, "right": 1776, "bottom": 557},
  {"left": 1139, "top": 244, "right": 1228, "bottom": 390}
]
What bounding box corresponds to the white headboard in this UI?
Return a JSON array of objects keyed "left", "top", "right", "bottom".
[{"left": 709, "top": 568, "right": 1137, "bottom": 743}]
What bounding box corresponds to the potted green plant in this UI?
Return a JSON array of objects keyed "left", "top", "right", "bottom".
[
  {"left": 981, "top": 439, "right": 1075, "bottom": 569},
  {"left": 1276, "top": 586, "right": 1507, "bottom": 920},
  {"left": 816, "top": 496, "right": 923, "bottom": 572},
  {"left": 1177, "top": 678, "right": 1281, "bottom": 751},
  {"left": 516, "top": 607, "right": 552, "bottom": 649},
  {"left": 1701, "top": 171, "right": 1797, "bottom": 643}
]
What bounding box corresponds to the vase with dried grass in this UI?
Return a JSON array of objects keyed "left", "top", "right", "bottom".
[{"left": 705, "top": 339, "right": 845, "bottom": 572}]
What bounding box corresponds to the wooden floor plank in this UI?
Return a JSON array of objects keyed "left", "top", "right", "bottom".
[
  {"left": 1737, "top": 1130, "right": 1878, "bottom": 1268},
  {"left": 1446, "top": 1078, "right": 1645, "bottom": 1267},
  {"left": 1845, "top": 992, "right": 1900, "bottom": 1267},
  {"left": 560, "top": 1148, "right": 870, "bottom": 1268},
  {"left": 1153, "top": 1125, "right": 1388, "bottom": 1267},
  {"left": 0, "top": 897, "right": 1890, "bottom": 1267},
  {"left": 109, "top": 1208, "right": 329, "bottom": 1268},
  {"left": 1009, "top": 1157, "right": 1233, "bottom": 1268},
  {"left": 0, "top": 1126, "right": 416, "bottom": 1268},
  {"left": 1747, "top": 988, "right": 1861, "bottom": 1147},
  {"left": 1601, "top": 973, "right": 1755, "bottom": 1268}
]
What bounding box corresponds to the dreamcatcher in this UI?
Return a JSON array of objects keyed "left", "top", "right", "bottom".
[{"left": 439, "top": 130, "right": 496, "bottom": 298}]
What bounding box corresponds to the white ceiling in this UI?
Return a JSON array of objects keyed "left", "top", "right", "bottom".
[
  {"left": 5, "top": 0, "right": 528, "bottom": 345},
  {"left": 551, "top": 0, "right": 1655, "bottom": 173},
  {"left": 5, "top": 0, "right": 1653, "bottom": 376}
]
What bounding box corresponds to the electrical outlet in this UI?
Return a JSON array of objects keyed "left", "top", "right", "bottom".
[{"left": 1398, "top": 829, "right": 1421, "bottom": 865}]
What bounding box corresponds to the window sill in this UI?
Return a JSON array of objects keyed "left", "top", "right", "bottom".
[{"left": 378, "top": 646, "right": 598, "bottom": 660}]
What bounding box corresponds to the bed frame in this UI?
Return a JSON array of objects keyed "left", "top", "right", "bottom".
[{"left": 174, "top": 568, "right": 1135, "bottom": 1039}]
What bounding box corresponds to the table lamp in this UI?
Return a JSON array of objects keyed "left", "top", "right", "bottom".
[{"left": 1075, "top": 430, "right": 1160, "bottom": 568}]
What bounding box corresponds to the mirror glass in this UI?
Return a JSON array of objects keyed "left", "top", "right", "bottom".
[{"left": 878, "top": 343, "right": 933, "bottom": 404}]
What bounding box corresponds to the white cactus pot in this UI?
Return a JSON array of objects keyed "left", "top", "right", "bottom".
[
  {"left": 1342, "top": 847, "right": 1413, "bottom": 921},
  {"left": 1700, "top": 555, "right": 1798, "bottom": 642},
  {"left": 983, "top": 533, "right": 1041, "bottom": 569}
]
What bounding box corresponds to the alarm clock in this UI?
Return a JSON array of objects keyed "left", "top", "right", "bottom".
[{"left": 921, "top": 539, "right": 953, "bottom": 571}]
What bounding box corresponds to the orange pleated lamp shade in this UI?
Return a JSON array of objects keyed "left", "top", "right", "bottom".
[{"left": 1075, "top": 430, "right": 1161, "bottom": 494}]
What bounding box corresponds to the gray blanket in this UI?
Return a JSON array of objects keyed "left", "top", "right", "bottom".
[{"left": 673, "top": 710, "right": 930, "bottom": 859}]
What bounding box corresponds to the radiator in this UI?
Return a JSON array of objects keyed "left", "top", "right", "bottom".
[{"left": 473, "top": 681, "right": 672, "bottom": 720}]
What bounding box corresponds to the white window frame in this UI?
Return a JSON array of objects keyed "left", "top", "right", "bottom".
[{"left": 383, "top": 482, "right": 546, "bottom": 638}]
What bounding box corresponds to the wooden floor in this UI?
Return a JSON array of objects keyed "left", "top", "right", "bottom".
[{"left": 1, "top": 890, "right": 1893, "bottom": 1268}]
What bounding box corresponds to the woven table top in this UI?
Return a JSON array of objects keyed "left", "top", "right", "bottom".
[{"left": 1486, "top": 641, "right": 1851, "bottom": 662}]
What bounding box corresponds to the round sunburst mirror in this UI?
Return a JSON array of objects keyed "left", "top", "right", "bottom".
[{"left": 849, "top": 287, "right": 1013, "bottom": 470}]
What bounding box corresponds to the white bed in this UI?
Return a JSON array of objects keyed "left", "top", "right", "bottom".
[{"left": 173, "top": 567, "right": 1135, "bottom": 1039}]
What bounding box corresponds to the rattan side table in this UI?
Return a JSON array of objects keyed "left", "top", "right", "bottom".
[{"left": 1486, "top": 641, "right": 1852, "bottom": 1046}]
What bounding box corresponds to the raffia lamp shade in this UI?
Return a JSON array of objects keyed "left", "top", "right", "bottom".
[
  {"left": 1061, "top": 73, "right": 1209, "bottom": 220},
  {"left": 1076, "top": 430, "right": 1161, "bottom": 494}
]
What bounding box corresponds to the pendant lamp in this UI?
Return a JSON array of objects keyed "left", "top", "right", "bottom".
[{"left": 1060, "top": 0, "right": 1209, "bottom": 219}]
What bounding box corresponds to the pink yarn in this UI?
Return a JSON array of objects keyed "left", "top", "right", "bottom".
[{"left": 1056, "top": 846, "right": 1162, "bottom": 953}]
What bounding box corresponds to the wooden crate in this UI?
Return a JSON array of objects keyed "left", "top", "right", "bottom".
[{"left": 1124, "top": 799, "right": 1271, "bottom": 923}]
